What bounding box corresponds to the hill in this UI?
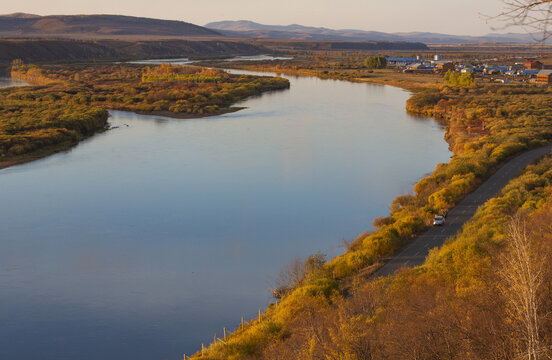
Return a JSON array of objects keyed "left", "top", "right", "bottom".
[
  {"left": 0, "top": 39, "right": 266, "bottom": 66},
  {"left": 206, "top": 20, "right": 549, "bottom": 43},
  {"left": 252, "top": 39, "right": 429, "bottom": 51},
  {"left": 0, "top": 13, "right": 221, "bottom": 38}
]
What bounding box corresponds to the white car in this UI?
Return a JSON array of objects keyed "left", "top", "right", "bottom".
[{"left": 433, "top": 215, "right": 445, "bottom": 226}]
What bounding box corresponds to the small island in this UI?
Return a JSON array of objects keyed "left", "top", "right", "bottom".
[{"left": 0, "top": 63, "right": 290, "bottom": 168}]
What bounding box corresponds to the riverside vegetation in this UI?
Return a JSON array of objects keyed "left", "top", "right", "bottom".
[
  {"left": 190, "top": 54, "right": 552, "bottom": 359},
  {"left": 0, "top": 63, "right": 289, "bottom": 168}
]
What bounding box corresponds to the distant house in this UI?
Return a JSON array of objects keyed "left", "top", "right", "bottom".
[
  {"left": 386, "top": 57, "right": 418, "bottom": 67},
  {"left": 484, "top": 67, "right": 501, "bottom": 75},
  {"left": 435, "top": 62, "right": 455, "bottom": 72},
  {"left": 467, "top": 66, "right": 484, "bottom": 73},
  {"left": 519, "top": 69, "right": 540, "bottom": 76},
  {"left": 536, "top": 69, "right": 552, "bottom": 84},
  {"left": 525, "top": 60, "right": 543, "bottom": 70},
  {"left": 404, "top": 63, "right": 435, "bottom": 73}
]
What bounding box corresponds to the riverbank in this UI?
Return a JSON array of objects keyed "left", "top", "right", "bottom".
[
  {"left": 0, "top": 107, "right": 255, "bottom": 170},
  {"left": 190, "top": 56, "right": 552, "bottom": 360},
  {"left": 0, "top": 105, "right": 251, "bottom": 170},
  {"left": 0, "top": 130, "right": 109, "bottom": 170},
  {"left": 135, "top": 106, "right": 245, "bottom": 119},
  {"left": 199, "top": 59, "right": 443, "bottom": 91}
]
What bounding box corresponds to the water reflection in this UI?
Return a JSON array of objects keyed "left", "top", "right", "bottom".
[
  {"left": 128, "top": 55, "right": 293, "bottom": 66},
  {"left": 0, "top": 70, "right": 451, "bottom": 360},
  {"left": 0, "top": 77, "right": 27, "bottom": 88}
]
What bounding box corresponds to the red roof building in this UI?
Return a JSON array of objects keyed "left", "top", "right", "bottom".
[{"left": 525, "top": 60, "right": 543, "bottom": 70}]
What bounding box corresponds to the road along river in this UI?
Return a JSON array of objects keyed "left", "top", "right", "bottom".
[
  {"left": 375, "top": 145, "right": 552, "bottom": 277},
  {"left": 0, "top": 68, "right": 451, "bottom": 359}
]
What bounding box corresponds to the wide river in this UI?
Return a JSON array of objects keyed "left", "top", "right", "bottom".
[{"left": 0, "top": 70, "right": 451, "bottom": 359}]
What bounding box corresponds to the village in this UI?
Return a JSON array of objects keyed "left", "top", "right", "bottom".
[{"left": 388, "top": 55, "right": 552, "bottom": 85}]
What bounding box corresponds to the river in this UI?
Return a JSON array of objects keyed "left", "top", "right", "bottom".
[
  {"left": 0, "top": 77, "right": 27, "bottom": 88},
  {"left": 0, "top": 68, "right": 451, "bottom": 359}
]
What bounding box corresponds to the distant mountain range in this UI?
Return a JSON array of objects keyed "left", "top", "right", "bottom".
[
  {"left": 2, "top": 13, "right": 540, "bottom": 46},
  {"left": 0, "top": 13, "right": 430, "bottom": 61},
  {"left": 0, "top": 13, "right": 221, "bottom": 38},
  {"left": 206, "top": 20, "right": 548, "bottom": 44}
]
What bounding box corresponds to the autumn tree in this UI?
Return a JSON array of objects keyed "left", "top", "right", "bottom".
[
  {"left": 486, "top": 0, "right": 552, "bottom": 42},
  {"left": 444, "top": 70, "right": 475, "bottom": 86},
  {"left": 364, "top": 56, "right": 387, "bottom": 69},
  {"left": 10, "top": 58, "right": 23, "bottom": 69},
  {"left": 500, "top": 215, "right": 548, "bottom": 359},
  {"left": 273, "top": 252, "right": 327, "bottom": 298}
]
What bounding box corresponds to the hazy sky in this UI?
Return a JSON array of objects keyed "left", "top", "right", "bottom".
[{"left": 2, "top": 0, "right": 509, "bottom": 36}]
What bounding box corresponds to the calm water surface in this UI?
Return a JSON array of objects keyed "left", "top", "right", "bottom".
[
  {"left": 0, "top": 77, "right": 27, "bottom": 88},
  {"left": 129, "top": 55, "right": 293, "bottom": 66},
  {"left": 0, "top": 71, "right": 451, "bottom": 359}
]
